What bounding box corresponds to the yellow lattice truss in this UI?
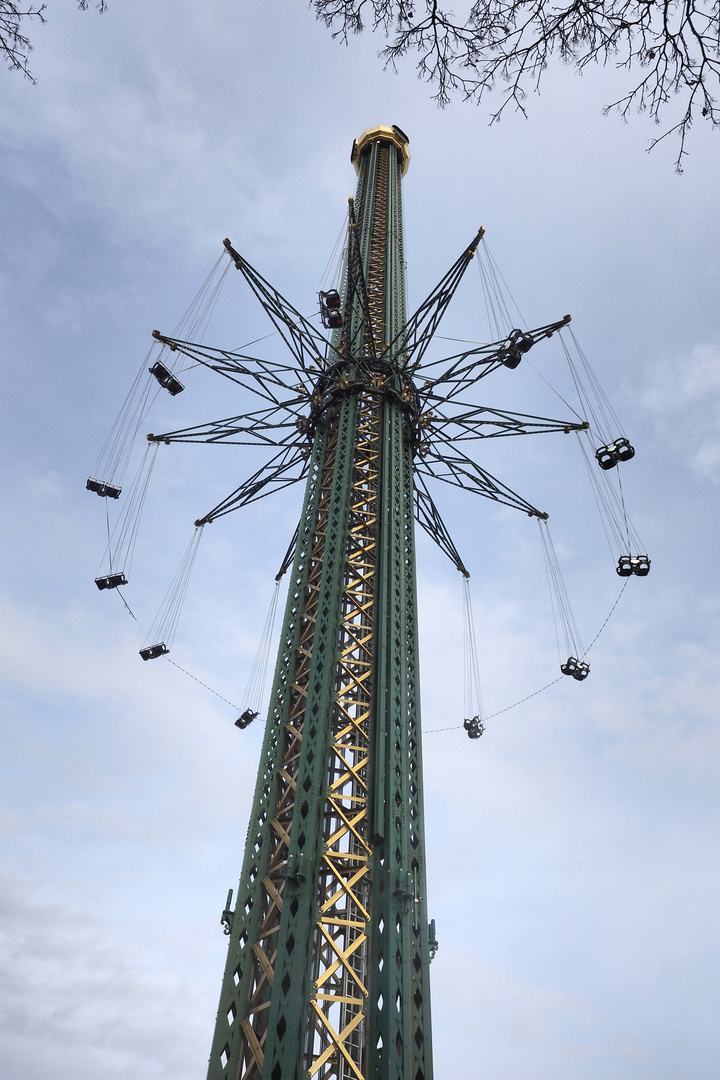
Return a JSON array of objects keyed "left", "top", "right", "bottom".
[
  {"left": 307, "top": 388, "right": 381, "bottom": 1080},
  {"left": 236, "top": 415, "right": 342, "bottom": 1080}
]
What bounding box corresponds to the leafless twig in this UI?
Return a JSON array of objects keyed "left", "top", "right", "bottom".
[{"left": 314, "top": 0, "right": 720, "bottom": 168}]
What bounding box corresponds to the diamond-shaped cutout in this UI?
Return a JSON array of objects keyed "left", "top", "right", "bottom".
[{"left": 282, "top": 972, "right": 292, "bottom": 993}]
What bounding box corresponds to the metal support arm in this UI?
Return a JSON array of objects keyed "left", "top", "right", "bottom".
[
  {"left": 418, "top": 442, "right": 548, "bottom": 519},
  {"left": 194, "top": 445, "right": 308, "bottom": 524},
  {"left": 392, "top": 226, "right": 486, "bottom": 368},
  {"left": 426, "top": 403, "right": 587, "bottom": 442},
  {"left": 147, "top": 402, "right": 307, "bottom": 447},
  {"left": 223, "top": 239, "right": 329, "bottom": 371},
  {"left": 414, "top": 472, "right": 469, "bottom": 576},
  {"left": 418, "top": 315, "right": 572, "bottom": 400},
  {"left": 151, "top": 330, "right": 307, "bottom": 405}
]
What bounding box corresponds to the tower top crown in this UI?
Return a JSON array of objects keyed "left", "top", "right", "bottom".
[{"left": 351, "top": 125, "right": 410, "bottom": 176}]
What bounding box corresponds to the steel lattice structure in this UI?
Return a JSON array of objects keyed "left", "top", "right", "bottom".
[{"left": 146, "top": 125, "right": 585, "bottom": 1080}]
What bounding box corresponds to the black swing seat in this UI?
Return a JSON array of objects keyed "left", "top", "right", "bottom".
[
  {"left": 319, "top": 290, "right": 343, "bottom": 330},
  {"left": 500, "top": 346, "right": 522, "bottom": 369},
  {"left": 235, "top": 708, "right": 259, "bottom": 730},
  {"left": 596, "top": 438, "right": 635, "bottom": 470},
  {"left": 149, "top": 360, "right": 184, "bottom": 396},
  {"left": 139, "top": 642, "right": 169, "bottom": 661},
  {"left": 321, "top": 289, "right": 341, "bottom": 309},
  {"left": 463, "top": 715, "right": 485, "bottom": 739},
  {"left": 87, "top": 477, "right": 121, "bottom": 499},
  {"left": 500, "top": 329, "right": 534, "bottom": 369},
  {"left": 95, "top": 572, "right": 127, "bottom": 590},
  {"left": 617, "top": 554, "right": 650, "bottom": 577},
  {"left": 509, "top": 328, "right": 534, "bottom": 353},
  {"left": 561, "top": 656, "right": 590, "bottom": 680}
]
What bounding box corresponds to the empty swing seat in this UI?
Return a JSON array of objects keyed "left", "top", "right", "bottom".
[
  {"left": 617, "top": 554, "right": 650, "bottom": 577},
  {"left": 509, "top": 329, "right": 534, "bottom": 353},
  {"left": 87, "top": 477, "right": 121, "bottom": 499},
  {"left": 235, "top": 708, "right": 259, "bottom": 730},
  {"left": 139, "top": 642, "right": 169, "bottom": 661},
  {"left": 614, "top": 437, "right": 635, "bottom": 462},
  {"left": 149, "top": 360, "right": 185, "bottom": 396},
  {"left": 596, "top": 438, "right": 635, "bottom": 470},
  {"left": 500, "top": 346, "right": 522, "bottom": 369},
  {"left": 463, "top": 716, "right": 485, "bottom": 739},
  {"left": 500, "top": 329, "right": 533, "bottom": 369},
  {"left": 319, "top": 290, "right": 344, "bottom": 330},
  {"left": 561, "top": 656, "right": 590, "bottom": 680},
  {"left": 95, "top": 572, "right": 127, "bottom": 590}
]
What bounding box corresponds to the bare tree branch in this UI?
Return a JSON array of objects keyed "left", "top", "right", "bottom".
[
  {"left": 1, "top": 0, "right": 106, "bottom": 82},
  {"left": 314, "top": 0, "right": 720, "bottom": 167}
]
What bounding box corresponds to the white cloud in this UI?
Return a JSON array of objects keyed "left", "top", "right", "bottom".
[
  {"left": 641, "top": 342, "right": 720, "bottom": 482},
  {"left": 0, "top": 868, "right": 212, "bottom": 1080}
]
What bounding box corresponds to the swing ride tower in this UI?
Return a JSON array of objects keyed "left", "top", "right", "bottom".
[
  {"left": 208, "top": 125, "right": 433, "bottom": 1080},
  {"left": 88, "top": 124, "right": 647, "bottom": 1080}
]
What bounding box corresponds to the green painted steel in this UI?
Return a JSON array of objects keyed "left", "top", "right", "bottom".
[{"left": 207, "top": 129, "right": 434, "bottom": 1080}]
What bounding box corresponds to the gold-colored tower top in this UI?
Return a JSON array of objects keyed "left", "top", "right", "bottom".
[{"left": 351, "top": 125, "right": 410, "bottom": 176}]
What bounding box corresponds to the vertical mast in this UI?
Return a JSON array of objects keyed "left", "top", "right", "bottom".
[{"left": 208, "top": 126, "right": 433, "bottom": 1080}]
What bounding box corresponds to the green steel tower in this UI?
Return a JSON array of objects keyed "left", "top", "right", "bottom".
[
  {"left": 209, "top": 125, "right": 435, "bottom": 1080},
  {"left": 143, "top": 124, "right": 578, "bottom": 1080}
]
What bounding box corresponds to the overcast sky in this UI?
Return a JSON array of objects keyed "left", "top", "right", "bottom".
[{"left": 1, "top": 3, "right": 719, "bottom": 1079}]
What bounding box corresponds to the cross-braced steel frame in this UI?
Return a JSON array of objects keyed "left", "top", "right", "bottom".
[{"left": 205, "top": 127, "right": 434, "bottom": 1080}]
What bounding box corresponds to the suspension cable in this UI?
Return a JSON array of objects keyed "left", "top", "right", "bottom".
[
  {"left": 240, "top": 579, "right": 282, "bottom": 718},
  {"left": 558, "top": 328, "right": 627, "bottom": 447},
  {"left": 461, "top": 576, "right": 485, "bottom": 739},
  {"left": 575, "top": 431, "right": 646, "bottom": 558},
  {"left": 424, "top": 575, "right": 629, "bottom": 734},
  {"left": 140, "top": 525, "right": 204, "bottom": 657},
  {"left": 318, "top": 211, "right": 350, "bottom": 295},
  {"left": 462, "top": 577, "right": 484, "bottom": 720},
  {"left": 537, "top": 519, "right": 591, "bottom": 682},
  {"left": 95, "top": 442, "right": 160, "bottom": 584},
  {"left": 89, "top": 253, "right": 231, "bottom": 493}
]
